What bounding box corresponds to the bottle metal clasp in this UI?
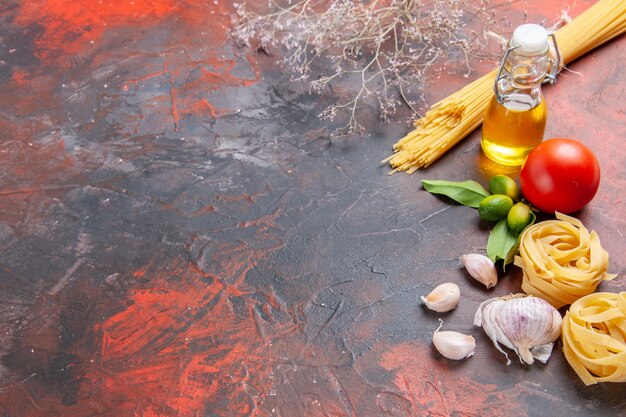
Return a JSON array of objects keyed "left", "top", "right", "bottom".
[
  {"left": 543, "top": 33, "right": 561, "bottom": 84},
  {"left": 494, "top": 45, "right": 519, "bottom": 104}
]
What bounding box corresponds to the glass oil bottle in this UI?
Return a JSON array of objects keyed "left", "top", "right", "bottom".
[{"left": 481, "top": 24, "right": 560, "bottom": 166}]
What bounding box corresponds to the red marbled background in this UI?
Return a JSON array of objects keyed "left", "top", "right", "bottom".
[{"left": 0, "top": 1, "right": 624, "bottom": 416}]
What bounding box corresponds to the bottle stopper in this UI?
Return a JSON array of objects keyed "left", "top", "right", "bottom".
[{"left": 511, "top": 24, "right": 549, "bottom": 55}]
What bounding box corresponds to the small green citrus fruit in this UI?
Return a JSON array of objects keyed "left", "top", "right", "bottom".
[
  {"left": 478, "top": 194, "right": 514, "bottom": 222},
  {"left": 489, "top": 175, "right": 519, "bottom": 201},
  {"left": 507, "top": 202, "right": 533, "bottom": 234}
]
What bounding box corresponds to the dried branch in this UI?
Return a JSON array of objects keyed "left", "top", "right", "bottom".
[{"left": 233, "top": 0, "right": 502, "bottom": 133}]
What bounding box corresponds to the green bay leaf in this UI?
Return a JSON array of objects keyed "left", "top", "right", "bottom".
[
  {"left": 487, "top": 218, "right": 518, "bottom": 265},
  {"left": 502, "top": 210, "right": 537, "bottom": 269},
  {"left": 422, "top": 179, "right": 490, "bottom": 208}
]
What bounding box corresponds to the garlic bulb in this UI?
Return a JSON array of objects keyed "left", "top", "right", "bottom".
[
  {"left": 460, "top": 254, "right": 498, "bottom": 289},
  {"left": 473, "top": 294, "right": 562, "bottom": 365},
  {"left": 421, "top": 283, "right": 461, "bottom": 312},
  {"left": 432, "top": 319, "right": 475, "bottom": 360}
]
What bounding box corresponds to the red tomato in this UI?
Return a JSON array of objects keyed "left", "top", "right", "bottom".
[{"left": 520, "top": 138, "right": 600, "bottom": 213}]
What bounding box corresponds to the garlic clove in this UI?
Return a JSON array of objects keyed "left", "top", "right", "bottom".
[
  {"left": 432, "top": 319, "right": 475, "bottom": 360},
  {"left": 421, "top": 283, "right": 461, "bottom": 312},
  {"left": 547, "top": 308, "right": 563, "bottom": 342},
  {"left": 474, "top": 298, "right": 514, "bottom": 364},
  {"left": 474, "top": 294, "right": 562, "bottom": 365},
  {"left": 461, "top": 254, "right": 498, "bottom": 289}
]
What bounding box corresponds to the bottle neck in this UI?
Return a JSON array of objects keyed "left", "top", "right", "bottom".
[
  {"left": 507, "top": 54, "right": 549, "bottom": 87},
  {"left": 496, "top": 49, "right": 549, "bottom": 109}
]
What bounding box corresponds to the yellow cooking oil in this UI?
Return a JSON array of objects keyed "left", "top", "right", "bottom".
[{"left": 481, "top": 94, "right": 546, "bottom": 166}]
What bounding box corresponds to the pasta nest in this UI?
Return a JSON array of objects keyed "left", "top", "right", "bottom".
[
  {"left": 514, "top": 212, "right": 616, "bottom": 309},
  {"left": 562, "top": 292, "right": 626, "bottom": 385}
]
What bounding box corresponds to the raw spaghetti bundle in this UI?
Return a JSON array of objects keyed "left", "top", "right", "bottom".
[
  {"left": 385, "top": 0, "right": 626, "bottom": 173},
  {"left": 562, "top": 292, "right": 626, "bottom": 385}
]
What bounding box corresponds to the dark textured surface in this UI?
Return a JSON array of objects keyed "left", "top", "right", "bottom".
[{"left": 0, "top": 1, "right": 625, "bottom": 416}]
